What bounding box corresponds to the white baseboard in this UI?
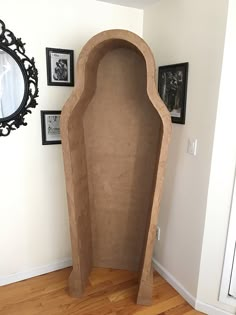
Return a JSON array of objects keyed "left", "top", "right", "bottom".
[
  {"left": 152, "top": 258, "right": 234, "bottom": 315},
  {"left": 0, "top": 258, "right": 72, "bottom": 286},
  {"left": 152, "top": 257, "right": 196, "bottom": 308},
  {"left": 196, "top": 300, "right": 234, "bottom": 315}
]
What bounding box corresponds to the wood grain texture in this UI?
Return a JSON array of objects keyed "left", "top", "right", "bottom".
[
  {"left": 61, "top": 30, "right": 172, "bottom": 304},
  {"left": 83, "top": 48, "right": 161, "bottom": 271},
  {"left": 0, "top": 268, "right": 205, "bottom": 315}
]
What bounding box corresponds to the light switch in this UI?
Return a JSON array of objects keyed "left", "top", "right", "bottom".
[{"left": 187, "top": 139, "right": 198, "bottom": 156}]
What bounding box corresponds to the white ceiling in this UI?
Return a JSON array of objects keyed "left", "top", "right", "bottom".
[{"left": 96, "top": 0, "right": 160, "bottom": 9}]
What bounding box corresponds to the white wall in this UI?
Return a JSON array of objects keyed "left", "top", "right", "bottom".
[
  {"left": 143, "top": 0, "right": 228, "bottom": 299},
  {"left": 197, "top": 0, "right": 236, "bottom": 313},
  {"left": 0, "top": 0, "right": 143, "bottom": 282}
]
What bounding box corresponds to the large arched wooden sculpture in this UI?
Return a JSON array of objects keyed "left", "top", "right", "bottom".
[{"left": 61, "top": 30, "right": 171, "bottom": 305}]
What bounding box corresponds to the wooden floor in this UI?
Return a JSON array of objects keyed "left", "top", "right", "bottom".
[{"left": 0, "top": 268, "right": 204, "bottom": 315}]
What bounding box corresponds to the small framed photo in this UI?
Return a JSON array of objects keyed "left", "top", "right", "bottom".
[
  {"left": 158, "top": 62, "right": 189, "bottom": 124},
  {"left": 41, "top": 110, "right": 61, "bottom": 145},
  {"left": 46, "top": 47, "right": 74, "bottom": 86}
]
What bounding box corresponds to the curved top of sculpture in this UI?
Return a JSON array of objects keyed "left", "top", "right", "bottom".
[{"left": 61, "top": 29, "right": 171, "bottom": 131}]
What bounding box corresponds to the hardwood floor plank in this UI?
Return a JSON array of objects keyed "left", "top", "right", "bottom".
[
  {"left": 108, "top": 284, "right": 137, "bottom": 302},
  {"left": 0, "top": 267, "right": 205, "bottom": 315},
  {"left": 184, "top": 311, "right": 204, "bottom": 315},
  {"left": 157, "top": 303, "right": 192, "bottom": 315},
  {"left": 133, "top": 295, "right": 185, "bottom": 315}
]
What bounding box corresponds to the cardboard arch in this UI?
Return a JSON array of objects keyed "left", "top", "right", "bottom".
[{"left": 61, "top": 29, "right": 171, "bottom": 305}]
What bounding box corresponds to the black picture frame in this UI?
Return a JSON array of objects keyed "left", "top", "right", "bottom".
[
  {"left": 158, "top": 62, "right": 189, "bottom": 124},
  {"left": 46, "top": 48, "right": 74, "bottom": 86},
  {"left": 41, "top": 110, "right": 61, "bottom": 145}
]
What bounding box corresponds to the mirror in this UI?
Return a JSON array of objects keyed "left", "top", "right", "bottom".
[
  {"left": 0, "top": 19, "right": 38, "bottom": 136},
  {"left": 0, "top": 49, "right": 25, "bottom": 118}
]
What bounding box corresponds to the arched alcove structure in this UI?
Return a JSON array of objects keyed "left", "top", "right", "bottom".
[{"left": 61, "top": 30, "right": 171, "bottom": 305}]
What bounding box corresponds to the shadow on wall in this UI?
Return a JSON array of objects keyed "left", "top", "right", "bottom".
[{"left": 154, "top": 125, "right": 186, "bottom": 258}]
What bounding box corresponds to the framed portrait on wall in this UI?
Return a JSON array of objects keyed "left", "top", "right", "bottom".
[
  {"left": 41, "top": 110, "right": 61, "bottom": 145},
  {"left": 46, "top": 48, "right": 74, "bottom": 86},
  {"left": 158, "top": 62, "right": 189, "bottom": 124}
]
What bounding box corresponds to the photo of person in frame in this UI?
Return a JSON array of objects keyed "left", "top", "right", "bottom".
[
  {"left": 158, "top": 63, "right": 188, "bottom": 124},
  {"left": 53, "top": 59, "right": 68, "bottom": 81}
]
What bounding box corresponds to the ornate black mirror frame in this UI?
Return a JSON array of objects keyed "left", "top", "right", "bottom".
[{"left": 0, "top": 20, "right": 38, "bottom": 137}]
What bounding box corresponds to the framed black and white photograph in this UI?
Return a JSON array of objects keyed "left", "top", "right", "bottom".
[
  {"left": 46, "top": 48, "right": 74, "bottom": 86},
  {"left": 41, "top": 110, "right": 61, "bottom": 145},
  {"left": 158, "top": 62, "right": 189, "bottom": 124}
]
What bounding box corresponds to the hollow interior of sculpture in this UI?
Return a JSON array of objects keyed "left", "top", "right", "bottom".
[{"left": 68, "top": 40, "right": 163, "bottom": 277}]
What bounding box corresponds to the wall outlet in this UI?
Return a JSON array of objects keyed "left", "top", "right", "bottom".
[
  {"left": 156, "top": 226, "right": 161, "bottom": 241},
  {"left": 187, "top": 138, "right": 198, "bottom": 156}
]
